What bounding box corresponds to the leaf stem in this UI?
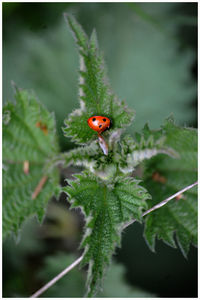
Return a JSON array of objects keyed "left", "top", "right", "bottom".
[{"left": 30, "top": 181, "right": 197, "bottom": 298}]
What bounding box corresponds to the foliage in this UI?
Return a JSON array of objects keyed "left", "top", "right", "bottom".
[
  {"left": 118, "top": 123, "right": 178, "bottom": 174},
  {"left": 143, "top": 118, "right": 197, "bottom": 257},
  {"left": 57, "top": 123, "right": 176, "bottom": 181},
  {"left": 60, "top": 15, "right": 197, "bottom": 296},
  {"left": 3, "top": 7, "right": 197, "bottom": 298},
  {"left": 3, "top": 87, "right": 59, "bottom": 239},
  {"left": 62, "top": 15, "right": 152, "bottom": 296},
  {"left": 63, "top": 172, "right": 150, "bottom": 296},
  {"left": 63, "top": 14, "right": 135, "bottom": 144},
  {"left": 3, "top": 3, "right": 197, "bottom": 147}
]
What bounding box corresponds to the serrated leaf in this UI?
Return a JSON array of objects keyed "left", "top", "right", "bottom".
[
  {"left": 63, "top": 14, "right": 135, "bottom": 145},
  {"left": 119, "top": 124, "right": 177, "bottom": 174},
  {"left": 63, "top": 172, "right": 150, "bottom": 296},
  {"left": 143, "top": 119, "right": 197, "bottom": 257},
  {"left": 3, "top": 87, "right": 59, "bottom": 239},
  {"left": 60, "top": 141, "right": 100, "bottom": 169},
  {"left": 58, "top": 122, "right": 177, "bottom": 181},
  {"left": 3, "top": 88, "right": 58, "bottom": 162}
]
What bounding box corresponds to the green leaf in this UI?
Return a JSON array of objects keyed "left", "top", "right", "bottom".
[
  {"left": 54, "top": 140, "right": 118, "bottom": 180},
  {"left": 55, "top": 123, "right": 176, "bottom": 181},
  {"left": 3, "top": 4, "right": 196, "bottom": 149},
  {"left": 119, "top": 124, "right": 178, "bottom": 174},
  {"left": 63, "top": 14, "right": 135, "bottom": 144},
  {"left": 63, "top": 172, "right": 150, "bottom": 296},
  {"left": 143, "top": 118, "right": 197, "bottom": 257},
  {"left": 59, "top": 141, "right": 99, "bottom": 169},
  {"left": 3, "top": 87, "right": 59, "bottom": 239}
]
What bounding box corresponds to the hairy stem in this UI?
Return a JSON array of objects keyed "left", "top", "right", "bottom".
[{"left": 30, "top": 181, "right": 197, "bottom": 298}]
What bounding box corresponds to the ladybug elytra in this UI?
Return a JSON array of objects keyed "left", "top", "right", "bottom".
[
  {"left": 87, "top": 116, "right": 111, "bottom": 134},
  {"left": 87, "top": 116, "right": 111, "bottom": 155}
]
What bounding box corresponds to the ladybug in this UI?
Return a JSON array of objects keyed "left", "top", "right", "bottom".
[{"left": 87, "top": 116, "right": 111, "bottom": 134}]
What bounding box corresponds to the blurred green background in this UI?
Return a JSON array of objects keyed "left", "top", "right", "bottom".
[{"left": 3, "top": 2, "right": 197, "bottom": 298}]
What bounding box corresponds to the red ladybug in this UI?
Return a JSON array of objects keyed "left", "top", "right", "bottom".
[{"left": 87, "top": 116, "right": 111, "bottom": 134}]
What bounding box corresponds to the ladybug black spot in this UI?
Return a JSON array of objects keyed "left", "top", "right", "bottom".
[
  {"left": 99, "top": 125, "right": 102, "bottom": 128},
  {"left": 92, "top": 118, "right": 96, "bottom": 122},
  {"left": 103, "top": 118, "right": 106, "bottom": 122}
]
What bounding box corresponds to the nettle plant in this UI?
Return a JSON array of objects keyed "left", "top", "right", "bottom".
[{"left": 3, "top": 15, "right": 197, "bottom": 297}]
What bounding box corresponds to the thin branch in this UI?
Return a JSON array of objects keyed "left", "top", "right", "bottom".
[
  {"left": 30, "top": 181, "right": 197, "bottom": 298},
  {"left": 30, "top": 254, "right": 84, "bottom": 298},
  {"left": 122, "top": 180, "right": 198, "bottom": 229}
]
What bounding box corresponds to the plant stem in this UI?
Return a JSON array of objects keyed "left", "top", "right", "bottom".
[{"left": 30, "top": 181, "right": 197, "bottom": 298}]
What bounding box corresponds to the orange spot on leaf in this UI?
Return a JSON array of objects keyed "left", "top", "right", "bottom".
[
  {"left": 152, "top": 171, "right": 167, "bottom": 184},
  {"left": 36, "top": 121, "right": 48, "bottom": 135}
]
